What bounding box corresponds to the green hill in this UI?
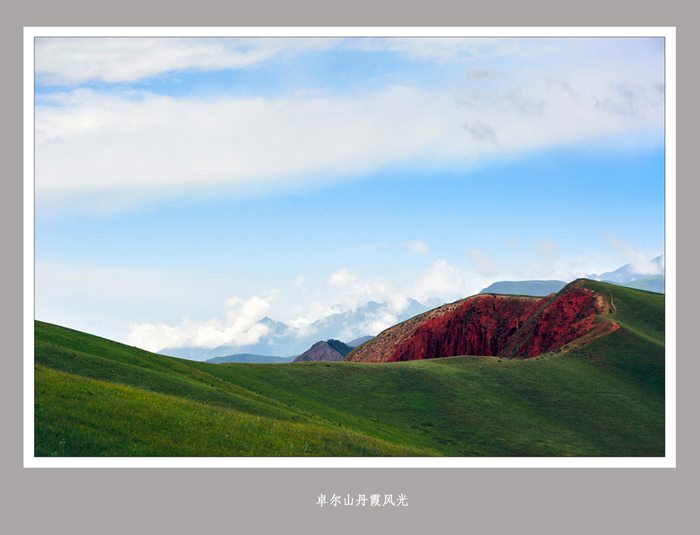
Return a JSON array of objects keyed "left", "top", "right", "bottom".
[
  {"left": 616, "top": 275, "right": 665, "bottom": 294},
  {"left": 34, "top": 280, "right": 664, "bottom": 457}
]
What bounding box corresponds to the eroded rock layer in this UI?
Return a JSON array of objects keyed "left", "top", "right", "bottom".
[{"left": 344, "top": 280, "right": 612, "bottom": 363}]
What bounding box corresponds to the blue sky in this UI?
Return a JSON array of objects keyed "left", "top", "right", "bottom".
[{"left": 34, "top": 36, "right": 666, "bottom": 351}]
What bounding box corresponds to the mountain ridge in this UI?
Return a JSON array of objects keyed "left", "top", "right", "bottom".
[
  {"left": 205, "top": 353, "right": 295, "bottom": 364},
  {"left": 158, "top": 299, "right": 428, "bottom": 361},
  {"left": 590, "top": 254, "right": 664, "bottom": 283},
  {"left": 156, "top": 257, "right": 664, "bottom": 361},
  {"left": 345, "top": 279, "right": 616, "bottom": 363},
  {"left": 479, "top": 280, "right": 567, "bottom": 296}
]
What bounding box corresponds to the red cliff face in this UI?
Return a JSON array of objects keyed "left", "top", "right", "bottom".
[
  {"left": 345, "top": 280, "right": 614, "bottom": 363},
  {"left": 498, "top": 283, "right": 609, "bottom": 358},
  {"left": 388, "top": 294, "right": 545, "bottom": 362}
]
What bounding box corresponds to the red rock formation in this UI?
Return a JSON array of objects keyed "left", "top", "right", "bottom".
[
  {"left": 345, "top": 280, "right": 613, "bottom": 363},
  {"left": 499, "top": 283, "right": 608, "bottom": 358},
  {"left": 388, "top": 294, "right": 544, "bottom": 362}
]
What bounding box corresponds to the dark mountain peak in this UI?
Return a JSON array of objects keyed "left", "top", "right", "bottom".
[
  {"left": 326, "top": 339, "right": 353, "bottom": 357},
  {"left": 293, "top": 340, "right": 345, "bottom": 363},
  {"left": 258, "top": 316, "right": 287, "bottom": 329}
]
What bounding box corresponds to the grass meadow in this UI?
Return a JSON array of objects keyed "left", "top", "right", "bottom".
[{"left": 34, "top": 281, "right": 665, "bottom": 457}]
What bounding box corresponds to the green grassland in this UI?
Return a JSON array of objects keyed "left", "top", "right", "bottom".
[
  {"left": 616, "top": 275, "right": 665, "bottom": 294},
  {"left": 34, "top": 280, "right": 665, "bottom": 457}
]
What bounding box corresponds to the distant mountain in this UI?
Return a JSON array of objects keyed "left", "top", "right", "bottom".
[
  {"left": 293, "top": 341, "right": 345, "bottom": 363},
  {"left": 347, "top": 335, "right": 373, "bottom": 348},
  {"left": 303, "top": 299, "right": 428, "bottom": 344},
  {"left": 477, "top": 255, "right": 666, "bottom": 298},
  {"left": 159, "top": 299, "right": 428, "bottom": 361},
  {"left": 159, "top": 316, "right": 292, "bottom": 361},
  {"left": 325, "top": 339, "right": 353, "bottom": 357},
  {"left": 479, "top": 280, "right": 567, "bottom": 297},
  {"left": 205, "top": 354, "right": 295, "bottom": 364},
  {"left": 591, "top": 255, "right": 664, "bottom": 284},
  {"left": 157, "top": 346, "right": 215, "bottom": 361},
  {"left": 616, "top": 275, "right": 664, "bottom": 294}
]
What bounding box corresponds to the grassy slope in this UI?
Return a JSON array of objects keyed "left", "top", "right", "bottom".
[
  {"left": 35, "top": 281, "right": 664, "bottom": 457},
  {"left": 614, "top": 275, "right": 665, "bottom": 294}
]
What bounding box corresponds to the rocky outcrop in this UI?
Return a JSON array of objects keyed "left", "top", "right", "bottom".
[
  {"left": 344, "top": 280, "right": 615, "bottom": 363},
  {"left": 293, "top": 341, "right": 345, "bottom": 363}
]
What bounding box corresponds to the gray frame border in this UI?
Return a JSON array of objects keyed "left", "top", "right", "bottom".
[{"left": 4, "top": 1, "right": 697, "bottom": 533}]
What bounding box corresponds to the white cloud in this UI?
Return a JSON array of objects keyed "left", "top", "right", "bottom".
[
  {"left": 344, "top": 37, "right": 562, "bottom": 63},
  {"left": 346, "top": 37, "right": 479, "bottom": 60},
  {"left": 35, "top": 37, "right": 340, "bottom": 85},
  {"left": 358, "top": 310, "right": 401, "bottom": 337},
  {"left": 283, "top": 271, "right": 415, "bottom": 339},
  {"left": 35, "top": 85, "right": 449, "bottom": 202},
  {"left": 36, "top": 37, "right": 661, "bottom": 87},
  {"left": 127, "top": 295, "right": 272, "bottom": 352},
  {"left": 36, "top": 70, "right": 663, "bottom": 211},
  {"left": 412, "top": 259, "right": 475, "bottom": 304},
  {"left": 465, "top": 69, "right": 507, "bottom": 80},
  {"left": 385, "top": 293, "right": 410, "bottom": 315},
  {"left": 408, "top": 239, "right": 429, "bottom": 254},
  {"left": 36, "top": 36, "right": 664, "bottom": 214},
  {"left": 293, "top": 274, "right": 306, "bottom": 285},
  {"left": 328, "top": 268, "right": 358, "bottom": 288},
  {"left": 608, "top": 236, "right": 663, "bottom": 275},
  {"left": 322, "top": 270, "right": 397, "bottom": 318},
  {"left": 285, "top": 301, "right": 342, "bottom": 337}
]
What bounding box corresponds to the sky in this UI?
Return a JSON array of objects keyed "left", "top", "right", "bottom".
[{"left": 33, "top": 36, "right": 666, "bottom": 353}]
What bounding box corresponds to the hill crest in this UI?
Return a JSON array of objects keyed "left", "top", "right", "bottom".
[{"left": 345, "top": 279, "right": 617, "bottom": 363}]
